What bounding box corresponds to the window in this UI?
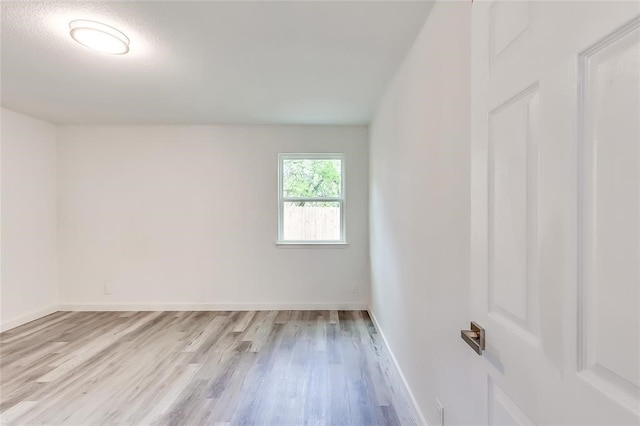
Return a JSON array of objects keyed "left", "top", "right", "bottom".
[{"left": 278, "top": 153, "right": 345, "bottom": 244}]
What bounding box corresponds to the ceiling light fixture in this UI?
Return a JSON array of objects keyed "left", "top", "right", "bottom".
[{"left": 69, "top": 20, "right": 130, "bottom": 55}]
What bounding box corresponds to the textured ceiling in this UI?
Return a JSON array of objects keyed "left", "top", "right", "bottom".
[{"left": 1, "top": 1, "right": 434, "bottom": 125}]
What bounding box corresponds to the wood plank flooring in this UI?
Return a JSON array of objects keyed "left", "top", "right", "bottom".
[{"left": 0, "top": 311, "right": 420, "bottom": 425}]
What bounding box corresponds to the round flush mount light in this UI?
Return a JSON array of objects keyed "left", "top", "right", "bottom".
[{"left": 69, "top": 20, "right": 130, "bottom": 55}]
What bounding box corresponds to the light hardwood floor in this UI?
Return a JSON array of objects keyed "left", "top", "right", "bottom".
[{"left": 0, "top": 310, "right": 420, "bottom": 425}]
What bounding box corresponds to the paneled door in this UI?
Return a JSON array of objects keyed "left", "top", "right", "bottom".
[{"left": 470, "top": 1, "right": 639, "bottom": 424}]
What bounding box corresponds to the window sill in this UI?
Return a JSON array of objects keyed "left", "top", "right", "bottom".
[{"left": 275, "top": 241, "right": 349, "bottom": 248}]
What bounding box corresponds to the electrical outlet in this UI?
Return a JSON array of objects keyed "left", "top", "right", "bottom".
[
  {"left": 436, "top": 398, "right": 444, "bottom": 426},
  {"left": 103, "top": 282, "right": 112, "bottom": 295},
  {"left": 351, "top": 282, "right": 359, "bottom": 294}
]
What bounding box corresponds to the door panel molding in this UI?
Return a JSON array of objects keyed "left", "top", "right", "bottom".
[
  {"left": 490, "top": 1, "right": 532, "bottom": 70},
  {"left": 488, "top": 376, "right": 535, "bottom": 426},
  {"left": 488, "top": 82, "right": 540, "bottom": 343},
  {"left": 577, "top": 15, "right": 640, "bottom": 414}
]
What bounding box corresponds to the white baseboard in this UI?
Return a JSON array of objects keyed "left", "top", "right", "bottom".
[
  {"left": 58, "top": 302, "right": 369, "bottom": 312},
  {"left": 368, "top": 308, "right": 428, "bottom": 426},
  {"left": 0, "top": 305, "right": 58, "bottom": 332}
]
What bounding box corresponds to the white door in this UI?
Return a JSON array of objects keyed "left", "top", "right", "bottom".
[{"left": 470, "top": 1, "right": 640, "bottom": 425}]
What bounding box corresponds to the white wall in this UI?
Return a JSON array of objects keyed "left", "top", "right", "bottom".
[
  {"left": 57, "top": 125, "right": 369, "bottom": 309},
  {"left": 369, "top": 2, "right": 473, "bottom": 425},
  {"left": 1, "top": 108, "right": 58, "bottom": 331}
]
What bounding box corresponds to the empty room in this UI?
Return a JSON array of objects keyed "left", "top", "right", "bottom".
[{"left": 1, "top": 0, "right": 639, "bottom": 425}]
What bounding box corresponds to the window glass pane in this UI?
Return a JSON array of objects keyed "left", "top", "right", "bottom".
[
  {"left": 283, "top": 201, "right": 341, "bottom": 241},
  {"left": 282, "top": 159, "right": 341, "bottom": 198}
]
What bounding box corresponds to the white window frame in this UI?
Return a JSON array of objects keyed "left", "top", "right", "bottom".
[{"left": 277, "top": 153, "right": 346, "bottom": 245}]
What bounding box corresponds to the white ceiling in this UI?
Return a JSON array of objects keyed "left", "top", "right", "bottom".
[{"left": 1, "top": 1, "right": 434, "bottom": 125}]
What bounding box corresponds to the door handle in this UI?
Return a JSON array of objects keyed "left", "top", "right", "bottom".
[{"left": 461, "top": 322, "right": 485, "bottom": 355}]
